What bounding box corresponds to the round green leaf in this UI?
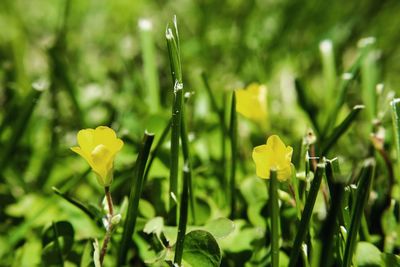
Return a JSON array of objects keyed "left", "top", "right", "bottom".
[
  {"left": 203, "top": 217, "right": 235, "bottom": 239},
  {"left": 355, "top": 242, "right": 382, "bottom": 267},
  {"left": 182, "top": 230, "right": 221, "bottom": 267}
]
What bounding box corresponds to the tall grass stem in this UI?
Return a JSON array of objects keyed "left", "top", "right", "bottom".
[
  {"left": 269, "top": 170, "right": 279, "bottom": 267},
  {"left": 288, "top": 163, "right": 325, "bottom": 267},
  {"left": 118, "top": 132, "right": 154, "bottom": 265}
]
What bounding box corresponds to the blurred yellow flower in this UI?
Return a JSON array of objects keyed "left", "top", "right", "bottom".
[
  {"left": 252, "top": 135, "right": 293, "bottom": 181},
  {"left": 236, "top": 83, "right": 267, "bottom": 123},
  {"left": 71, "top": 126, "right": 124, "bottom": 187}
]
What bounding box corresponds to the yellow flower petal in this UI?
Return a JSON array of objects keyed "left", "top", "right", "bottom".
[
  {"left": 71, "top": 126, "right": 123, "bottom": 187},
  {"left": 91, "top": 144, "right": 112, "bottom": 165},
  {"left": 77, "top": 129, "right": 95, "bottom": 154},
  {"left": 252, "top": 144, "right": 272, "bottom": 179},
  {"left": 236, "top": 83, "right": 267, "bottom": 122},
  {"left": 93, "top": 126, "right": 116, "bottom": 146},
  {"left": 252, "top": 135, "right": 293, "bottom": 181},
  {"left": 277, "top": 166, "right": 292, "bottom": 181},
  {"left": 71, "top": 146, "right": 94, "bottom": 168}
]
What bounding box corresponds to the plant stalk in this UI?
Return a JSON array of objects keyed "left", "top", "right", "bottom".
[
  {"left": 100, "top": 186, "right": 114, "bottom": 265},
  {"left": 269, "top": 170, "right": 280, "bottom": 267}
]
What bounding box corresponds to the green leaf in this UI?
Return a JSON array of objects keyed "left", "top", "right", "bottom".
[
  {"left": 80, "top": 240, "right": 94, "bottom": 267},
  {"left": 382, "top": 253, "right": 400, "bottom": 267},
  {"left": 355, "top": 242, "right": 382, "bottom": 267},
  {"left": 240, "top": 176, "right": 267, "bottom": 205},
  {"left": 381, "top": 201, "right": 397, "bottom": 253},
  {"left": 139, "top": 199, "right": 156, "bottom": 219},
  {"left": 219, "top": 220, "right": 263, "bottom": 253},
  {"left": 182, "top": 230, "right": 221, "bottom": 267},
  {"left": 93, "top": 239, "right": 101, "bottom": 267},
  {"left": 143, "top": 216, "right": 164, "bottom": 238},
  {"left": 190, "top": 196, "right": 212, "bottom": 225},
  {"left": 203, "top": 218, "right": 235, "bottom": 239},
  {"left": 247, "top": 201, "right": 267, "bottom": 228}
]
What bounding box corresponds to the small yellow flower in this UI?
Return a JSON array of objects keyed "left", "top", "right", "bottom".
[
  {"left": 236, "top": 83, "right": 267, "bottom": 123},
  {"left": 252, "top": 135, "right": 293, "bottom": 181},
  {"left": 71, "top": 126, "right": 124, "bottom": 187}
]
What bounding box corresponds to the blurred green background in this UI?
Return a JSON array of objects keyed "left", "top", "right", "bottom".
[{"left": 1, "top": 0, "right": 400, "bottom": 266}]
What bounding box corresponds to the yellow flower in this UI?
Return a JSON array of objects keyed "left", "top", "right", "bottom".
[
  {"left": 252, "top": 135, "right": 293, "bottom": 181},
  {"left": 71, "top": 126, "right": 124, "bottom": 187},
  {"left": 236, "top": 83, "right": 267, "bottom": 123}
]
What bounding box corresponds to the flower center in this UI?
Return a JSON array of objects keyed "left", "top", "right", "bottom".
[{"left": 91, "top": 144, "right": 112, "bottom": 165}]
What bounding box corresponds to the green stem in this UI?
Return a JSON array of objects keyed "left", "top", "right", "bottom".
[
  {"left": 169, "top": 82, "right": 183, "bottom": 225},
  {"left": 118, "top": 133, "right": 154, "bottom": 265},
  {"left": 180, "top": 101, "right": 195, "bottom": 223},
  {"left": 318, "top": 180, "right": 345, "bottom": 267},
  {"left": 166, "top": 19, "right": 183, "bottom": 225},
  {"left": 100, "top": 186, "right": 114, "bottom": 266},
  {"left": 143, "top": 119, "right": 171, "bottom": 183},
  {"left": 52, "top": 221, "right": 64, "bottom": 265},
  {"left": 174, "top": 165, "right": 190, "bottom": 266},
  {"left": 229, "top": 92, "right": 237, "bottom": 218},
  {"left": 342, "top": 159, "right": 375, "bottom": 267},
  {"left": 391, "top": 99, "right": 400, "bottom": 177},
  {"left": 104, "top": 186, "right": 114, "bottom": 216},
  {"left": 289, "top": 163, "right": 325, "bottom": 267},
  {"left": 321, "top": 105, "right": 364, "bottom": 156},
  {"left": 269, "top": 170, "right": 279, "bottom": 267}
]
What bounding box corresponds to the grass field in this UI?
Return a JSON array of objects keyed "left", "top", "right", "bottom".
[{"left": 1, "top": 0, "right": 400, "bottom": 266}]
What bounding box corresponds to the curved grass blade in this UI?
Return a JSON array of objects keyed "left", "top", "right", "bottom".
[
  {"left": 166, "top": 17, "right": 183, "bottom": 225},
  {"left": 342, "top": 159, "right": 375, "bottom": 267},
  {"left": 0, "top": 84, "right": 44, "bottom": 176},
  {"left": 315, "top": 165, "right": 346, "bottom": 267},
  {"left": 321, "top": 47, "right": 367, "bottom": 137},
  {"left": 52, "top": 187, "right": 102, "bottom": 225},
  {"left": 289, "top": 163, "right": 325, "bottom": 267},
  {"left": 143, "top": 119, "right": 171, "bottom": 183},
  {"left": 118, "top": 132, "right": 154, "bottom": 266},
  {"left": 229, "top": 92, "right": 237, "bottom": 219},
  {"left": 321, "top": 105, "right": 364, "bottom": 155}
]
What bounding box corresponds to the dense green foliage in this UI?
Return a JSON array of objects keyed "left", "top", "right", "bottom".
[{"left": 1, "top": 0, "right": 400, "bottom": 266}]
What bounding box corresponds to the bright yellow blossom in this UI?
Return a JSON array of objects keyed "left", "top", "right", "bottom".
[
  {"left": 236, "top": 83, "right": 267, "bottom": 123},
  {"left": 71, "top": 126, "right": 124, "bottom": 187},
  {"left": 252, "top": 135, "right": 293, "bottom": 181}
]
